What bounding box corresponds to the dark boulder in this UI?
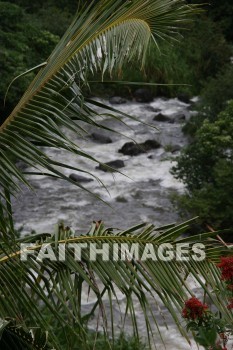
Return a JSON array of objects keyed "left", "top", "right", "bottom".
[
  {"left": 177, "top": 93, "right": 190, "bottom": 104},
  {"left": 109, "top": 96, "right": 127, "bottom": 104},
  {"left": 134, "top": 88, "right": 153, "bottom": 103},
  {"left": 91, "top": 132, "right": 112, "bottom": 144},
  {"left": 153, "top": 113, "right": 172, "bottom": 122},
  {"left": 116, "top": 196, "right": 128, "bottom": 203},
  {"left": 119, "top": 139, "right": 160, "bottom": 156},
  {"left": 97, "top": 160, "right": 125, "bottom": 172},
  {"left": 143, "top": 140, "right": 160, "bottom": 150},
  {"left": 69, "top": 174, "right": 94, "bottom": 183},
  {"left": 119, "top": 142, "right": 143, "bottom": 156}
]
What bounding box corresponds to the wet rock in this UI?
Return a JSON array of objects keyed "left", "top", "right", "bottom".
[
  {"left": 153, "top": 113, "right": 172, "bottom": 122},
  {"left": 175, "top": 113, "right": 186, "bottom": 122},
  {"left": 109, "top": 96, "right": 127, "bottom": 104},
  {"left": 134, "top": 88, "right": 153, "bottom": 103},
  {"left": 69, "top": 174, "right": 94, "bottom": 183},
  {"left": 119, "top": 142, "right": 143, "bottom": 156},
  {"left": 143, "top": 140, "right": 161, "bottom": 150},
  {"left": 97, "top": 160, "right": 125, "bottom": 172},
  {"left": 116, "top": 196, "right": 128, "bottom": 203},
  {"left": 119, "top": 140, "right": 160, "bottom": 156},
  {"left": 177, "top": 93, "right": 190, "bottom": 104},
  {"left": 91, "top": 132, "right": 112, "bottom": 144}
]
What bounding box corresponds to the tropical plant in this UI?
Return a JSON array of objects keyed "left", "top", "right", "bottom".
[
  {"left": 0, "top": 0, "right": 231, "bottom": 349},
  {"left": 172, "top": 100, "right": 233, "bottom": 234}
]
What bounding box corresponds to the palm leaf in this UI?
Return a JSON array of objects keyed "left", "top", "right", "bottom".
[
  {"left": 0, "top": 220, "right": 231, "bottom": 349},
  {"left": 0, "top": 0, "right": 199, "bottom": 226}
]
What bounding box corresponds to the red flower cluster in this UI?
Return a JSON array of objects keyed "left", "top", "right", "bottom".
[
  {"left": 217, "top": 257, "right": 233, "bottom": 281},
  {"left": 182, "top": 297, "right": 208, "bottom": 320}
]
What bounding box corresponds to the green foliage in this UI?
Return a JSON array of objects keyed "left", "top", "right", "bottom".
[
  {"left": 187, "top": 0, "right": 233, "bottom": 41},
  {"left": 0, "top": 2, "right": 59, "bottom": 122},
  {"left": 1, "top": 0, "right": 231, "bottom": 118},
  {"left": 172, "top": 101, "right": 233, "bottom": 231},
  {"left": 62, "top": 331, "right": 146, "bottom": 350},
  {"left": 109, "top": 15, "right": 231, "bottom": 99},
  {"left": 83, "top": 332, "right": 146, "bottom": 350},
  {"left": 201, "top": 65, "right": 233, "bottom": 118},
  {"left": 183, "top": 64, "right": 233, "bottom": 136}
]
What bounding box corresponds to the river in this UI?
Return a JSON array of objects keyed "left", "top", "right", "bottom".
[
  {"left": 12, "top": 96, "right": 205, "bottom": 349},
  {"left": 12, "top": 97, "right": 192, "bottom": 234}
]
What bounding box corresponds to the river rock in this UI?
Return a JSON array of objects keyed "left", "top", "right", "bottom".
[
  {"left": 97, "top": 160, "right": 125, "bottom": 172},
  {"left": 177, "top": 93, "right": 190, "bottom": 104},
  {"left": 134, "top": 88, "right": 153, "bottom": 103},
  {"left": 153, "top": 113, "right": 172, "bottom": 122},
  {"left": 69, "top": 174, "right": 94, "bottom": 183},
  {"left": 143, "top": 140, "right": 161, "bottom": 150},
  {"left": 119, "top": 140, "right": 160, "bottom": 156},
  {"left": 119, "top": 142, "right": 143, "bottom": 156},
  {"left": 109, "top": 96, "right": 127, "bottom": 104},
  {"left": 91, "top": 132, "right": 112, "bottom": 144},
  {"left": 175, "top": 113, "right": 186, "bottom": 122}
]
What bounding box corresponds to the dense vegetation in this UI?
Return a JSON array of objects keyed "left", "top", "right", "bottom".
[
  {"left": 171, "top": 2, "right": 233, "bottom": 236},
  {"left": 1, "top": 1, "right": 233, "bottom": 118}
]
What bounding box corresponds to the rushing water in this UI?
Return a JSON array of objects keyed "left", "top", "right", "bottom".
[
  {"left": 12, "top": 96, "right": 206, "bottom": 349},
  {"left": 12, "top": 97, "right": 192, "bottom": 234}
]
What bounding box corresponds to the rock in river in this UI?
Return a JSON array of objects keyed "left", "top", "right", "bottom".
[
  {"left": 153, "top": 113, "right": 173, "bottom": 123},
  {"left": 97, "top": 160, "right": 125, "bottom": 172},
  {"left": 119, "top": 140, "right": 160, "bottom": 156},
  {"left": 69, "top": 174, "right": 94, "bottom": 183},
  {"left": 91, "top": 132, "right": 112, "bottom": 144}
]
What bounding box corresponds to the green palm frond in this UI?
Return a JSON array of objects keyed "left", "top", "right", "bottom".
[
  {"left": 0, "top": 219, "right": 231, "bottom": 349},
  {"left": 0, "top": 0, "right": 199, "bottom": 224}
]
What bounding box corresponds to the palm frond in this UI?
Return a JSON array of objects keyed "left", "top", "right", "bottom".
[
  {"left": 0, "top": 0, "right": 199, "bottom": 223},
  {"left": 0, "top": 220, "right": 230, "bottom": 349}
]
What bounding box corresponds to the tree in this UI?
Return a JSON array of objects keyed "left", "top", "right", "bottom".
[
  {"left": 172, "top": 100, "right": 233, "bottom": 231},
  {"left": 0, "top": 1, "right": 229, "bottom": 349},
  {"left": 0, "top": 2, "right": 59, "bottom": 123}
]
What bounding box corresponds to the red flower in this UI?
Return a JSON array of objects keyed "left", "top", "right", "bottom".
[
  {"left": 217, "top": 257, "right": 233, "bottom": 281},
  {"left": 182, "top": 297, "right": 208, "bottom": 320},
  {"left": 227, "top": 298, "right": 233, "bottom": 310}
]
